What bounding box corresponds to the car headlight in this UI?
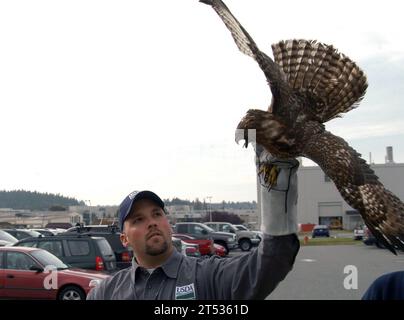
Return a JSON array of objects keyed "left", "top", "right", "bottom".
[
  {"left": 89, "top": 279, "right": 103, "bottom": 289},
  {"left": 227, "top": 237, "right": 235, "bottom": 242}
]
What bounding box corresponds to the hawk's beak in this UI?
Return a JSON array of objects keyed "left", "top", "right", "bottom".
[{"left": 235, "top": 128, "right": 249, "bottom": 148}]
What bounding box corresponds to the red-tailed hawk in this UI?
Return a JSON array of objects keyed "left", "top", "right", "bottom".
[{"left": 200, "top": 0, "right": 404, "bottom": 254}]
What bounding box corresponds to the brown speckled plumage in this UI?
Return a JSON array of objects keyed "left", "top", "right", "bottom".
[{"left": 201, "top": 0, "right": 404, "bottom": 254}]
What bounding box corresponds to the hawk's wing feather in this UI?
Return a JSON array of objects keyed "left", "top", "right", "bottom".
[
  {"left": 272, "top": 40, "right": 368, "bottom": 123},
  {"left": 303, "top": 130, "right": 404, "bottom": 254},
  {"left": 200, "top": 0, "right": 291, "bottom": 116}
]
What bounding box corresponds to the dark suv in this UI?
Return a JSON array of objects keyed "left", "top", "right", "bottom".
[
  {"left": 173, "top": 222, "right": 237, "bottom": 254},
  {"left": 62, "top": 225, "right": 133, "bottom": 269},
  {"left": 14, "top": 234, "right": 117, "bottom": 272}
]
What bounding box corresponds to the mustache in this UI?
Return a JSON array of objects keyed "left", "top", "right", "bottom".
[{"left": 146, "top": 229, "right": 163, "bottom": 240}]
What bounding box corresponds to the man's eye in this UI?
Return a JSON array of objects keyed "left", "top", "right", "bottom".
[{"left": 134, "top": 217, "right": 143, "bottom": 223}]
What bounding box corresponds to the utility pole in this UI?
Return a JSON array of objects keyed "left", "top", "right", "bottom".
[
  {"left": 85, "top": 200, "right": 92, "bottom": 225},
  {"left": 206, "top": 196, "right": 212, "bottom": 222}
]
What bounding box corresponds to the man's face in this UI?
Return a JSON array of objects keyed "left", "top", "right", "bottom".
[{"left": 120, "top": 199, "right": 172, "bottom": 257}]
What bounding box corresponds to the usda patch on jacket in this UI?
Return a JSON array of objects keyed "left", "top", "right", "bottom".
[{"left": 175, "top": 283, "right": 196, "bottom": 300}]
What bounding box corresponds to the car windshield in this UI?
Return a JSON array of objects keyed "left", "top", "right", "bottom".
[
  {"left": 235, "top": 225, "right": 248, "bottom": 231},
  {"left": 0, "top": 230, "right": 18, "bottom": 243},
  {"left": 30, "top": 249, "right": 68, "bottom": 270},
  {"left": 95, "top": 238, "right": 114, "bottom": 256}
]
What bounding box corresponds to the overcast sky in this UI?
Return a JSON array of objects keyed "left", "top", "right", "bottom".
[{"left": 1, "top": 0, "right": 404, "bottom": 206}]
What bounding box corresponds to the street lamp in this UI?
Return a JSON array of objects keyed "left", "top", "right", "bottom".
[
  {"left": 85, "top": 200, "right": 92, "bottom": 225},
  {"left": 205, "top": 196, "right": 212, "bottom": 222}
]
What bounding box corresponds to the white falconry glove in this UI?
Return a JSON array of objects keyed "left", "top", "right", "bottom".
[{"left": 255, "top": 144, "right": 299, "bottom": 236}]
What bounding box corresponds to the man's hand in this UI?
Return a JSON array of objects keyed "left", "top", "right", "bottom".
[{"left": 256, "top": 146, "right": 299, "bottom": 236}]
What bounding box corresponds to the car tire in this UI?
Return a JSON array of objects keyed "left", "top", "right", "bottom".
[
  {"left": 57, "top": 285, "right": 86, "bottom": 300},
  {"left": 239, "top": 239, "right": 252, "bottom": 251}
]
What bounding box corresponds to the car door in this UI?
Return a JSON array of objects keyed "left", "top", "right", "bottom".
[
  {"left": 0, "top": 252, "right": 5, "bottom": 298},
  {"left": 3, "top": 251, "right": 54, "bottom": 299}
]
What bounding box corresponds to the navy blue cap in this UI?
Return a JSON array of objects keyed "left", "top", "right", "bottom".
[{"left": 118, "top": 190, "right": 165, "bottom": 231}]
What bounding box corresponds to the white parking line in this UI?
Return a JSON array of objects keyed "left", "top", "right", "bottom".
[{"left": 300, "top": 259, "right": 317, "bottom": 262}]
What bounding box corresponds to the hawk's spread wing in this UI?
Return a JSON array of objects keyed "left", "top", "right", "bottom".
[
  {"left": 303, "top": 131, "right": 404, "bottom": 254},
  {"left": 200, "top": 0, "right": 291, "bottom": 117},
  {"left": 272, "top": 40, "right": 368, "bottom": 123}
]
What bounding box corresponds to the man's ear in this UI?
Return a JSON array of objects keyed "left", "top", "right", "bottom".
[{"left": 120, "top": 232, "right": 129, "bottom": 248}]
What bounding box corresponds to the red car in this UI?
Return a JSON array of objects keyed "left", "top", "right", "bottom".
[
  {"left": 213, "top": 243, "right": 227, "bottom": 257},
  {"left": 173, "top": 233, "right": 215, "bottom": 256},
  {"left": 0, "top": 247, "right": 109, "bottom": 300}
]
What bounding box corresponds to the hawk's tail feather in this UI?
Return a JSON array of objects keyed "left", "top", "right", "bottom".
[{"left": 272, "top": 40, "right": 368, "bottom": 123}]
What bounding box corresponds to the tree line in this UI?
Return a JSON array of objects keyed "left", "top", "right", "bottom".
[
  {"left": 0, "top": 190, "right": 84, "bottom": 210},
  {"left": 163, "top": 197, "right": 257, "bottom": 210}
]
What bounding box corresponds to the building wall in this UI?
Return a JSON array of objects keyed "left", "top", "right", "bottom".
[{"left": 296, "top": 163, "right": 404, "bottom": 230}]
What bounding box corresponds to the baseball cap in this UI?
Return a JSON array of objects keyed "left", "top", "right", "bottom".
[{"left": 118, "top": 190, "right": 165, "bottom": 231}]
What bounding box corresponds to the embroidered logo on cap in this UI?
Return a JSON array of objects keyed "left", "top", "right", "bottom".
[{"left": 128, "top": 191, "right": 139, "bottom": 200}]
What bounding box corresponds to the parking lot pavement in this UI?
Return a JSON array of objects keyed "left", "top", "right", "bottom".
[{"left": 266, "top": 243, "right": 404, "bottom": 300}]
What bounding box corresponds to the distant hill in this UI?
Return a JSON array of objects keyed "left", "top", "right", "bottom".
[{"left": 0, "top": 190, "right": 84, "bottom": 210}]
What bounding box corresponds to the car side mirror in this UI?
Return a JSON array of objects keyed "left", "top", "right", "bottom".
[
  {"left": 202, "top": 229, "right": 208, "bottom": 235},
  {"left": 29, "top": 265, "right": 44, "bottom": 273}
]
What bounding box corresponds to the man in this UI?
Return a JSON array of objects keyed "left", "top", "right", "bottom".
[
  {"left": 362, "top": 271, "right": 404, "bottom": 300},
  {"left": 87, "top": 149, "right": 300, "bottom": 300}
]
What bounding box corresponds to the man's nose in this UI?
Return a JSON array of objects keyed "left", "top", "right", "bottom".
[{"left": 147, "top": 217, "right": 158, "bottom": 228}]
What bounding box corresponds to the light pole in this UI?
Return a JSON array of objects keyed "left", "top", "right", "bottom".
[
  {"left": 205, "top": 196, "right": 212, "bottom": 222},
  {"left": 85, "top": 200, "right": 92, "bottom": 225}
]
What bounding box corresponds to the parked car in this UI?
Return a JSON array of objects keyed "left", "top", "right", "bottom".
[
  {"left": 173, "top": 222, "right": 237, "bottom": 254},
  {"left": 172, "top": 236, "right": 201, "bottom": 257},
  {"left": 183, "top": 242, "right": 201, "bottom": 257},
  {"left": 353, "top": 226, "right": 365, "bottom": 240},
  {"left": 363, "top": 226, "right": 384, "bottom": 248},
  {"left": 312, "top": 225, "right": 330, "bottom": 238},
  {"left": 172, "top": 233, "right": 214, "bottom": 256},
  {"left": 14, "top": 234, "right": 117, "bottom": 272},
  {"left": 61, "top": 225, "right": 133, "bottom": 269},
  {"left": 2, "top": 229, "right": 42, "bottom": 240},
  {"left": 205, "top": 222, "right": 260, "bottom": 251},
  {"left": 0, "top": 230, "right": 18, "bottom": 246},
  {"left": 213, "top": 243, "right": 227, "bottom": 257},
  {"left": 234, "top": 224, "right": 263, "bottom": 241},
  {"left": 0, "top": 246, "right": 109, "bottom": 299},
  {"left": 30, "top": 229, "right": 62, "bottom": 237}
]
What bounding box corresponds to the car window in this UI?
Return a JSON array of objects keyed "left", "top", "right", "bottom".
[
  {"left": 190, "top": 225, "right": 207, "bottom": 235},
  {"left": 37, "top": 241, "right": 64, "bottom": 258},
  {"left": 0, "top": 230, "right": 18, "bottom": 243},
  {"left": 95, "top": 238, "right": 114, "bottom": 256},
  {"left": 67, "top": 240, "right": 90, "bottom": 256},
  {"left": 90, "top": 233, "right": 125, "bottom": 251},
  {"left": 0, "top": 251, "right": 3, "bottom": 268},
  {"left": 5, "top": 230, "right": 17, "bottom": 237},
  {"left": 17, "top": 241, "right": 37, "bottom": 248},
  {"left": 31, "top": 250, "right": 68, "bottom": 269},
  {"left": 176, "top": 224, "right": 188, "bottom": 234},
  {"left": 5, "top": 252, "right": 36, "bottom": 270}
]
